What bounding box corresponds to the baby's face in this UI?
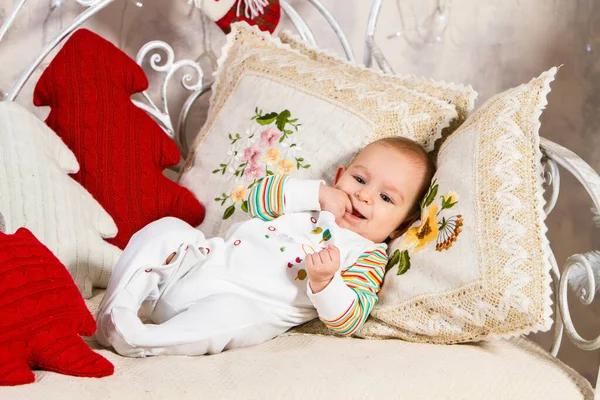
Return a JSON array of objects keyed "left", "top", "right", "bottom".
[{"left": 334, "top": 142, "right": 427, "bottom": 243}]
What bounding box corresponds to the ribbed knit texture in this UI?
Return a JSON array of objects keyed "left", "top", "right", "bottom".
[
  {"left": 0, "top": 101, "right": 121, "bottom": 298},
  {"left": 0, "top": 228, "right": 114, "bottom": 386},
  {"left": 33, "top": 29, "right": 205, "bottom": 249}
]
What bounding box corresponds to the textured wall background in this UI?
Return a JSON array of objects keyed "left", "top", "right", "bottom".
[{"left": 0, "top": 0, "right": 598, "bottom": 384}]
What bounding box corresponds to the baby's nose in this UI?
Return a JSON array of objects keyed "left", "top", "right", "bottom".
[{"left": 356, "top": 189, "right": 373, "bottom": 204}]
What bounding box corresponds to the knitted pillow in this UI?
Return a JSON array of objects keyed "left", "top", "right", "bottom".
[
  {"left": 33, "top": 29, "right": 205, "bottom": 249},
  {"left": 180, "top": 22, "right": 458, "bottom": 237},
  {"left": 354, "top": 68, "right": 557, "bottom": 343},
  {"left": 278, "top": 31, "right": 477, "bottom": 142},
  {"left": 0, "top": 228, "right": 114, "bottom": 386},
  {"left": 0, "top": 101, "right": 121, "bottom": 298}
]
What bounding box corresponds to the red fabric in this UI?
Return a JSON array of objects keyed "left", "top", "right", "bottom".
[
  {"left": 0, "top": 228, "right": 114, "bottom": 386},
  {"left": 33, "top": 29, "right": 205, "bottom": 249},
  {"left": 216, "top": 0, "right": 280, "bottom": 34}
]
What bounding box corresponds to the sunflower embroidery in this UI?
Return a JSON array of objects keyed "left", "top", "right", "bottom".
[
  {"left": 388, "top": 180, "right": 464, "bottom": 276},
  {"left": 400, "top": 203, "right": 439, "bottom": 253}
]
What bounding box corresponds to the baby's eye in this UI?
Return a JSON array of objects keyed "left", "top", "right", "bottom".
[
  {"left": 380, "top": 194, "right": 392, "bottom": 203},
  {"left": 354, "top": 176, "right": 366, "bottom": 184}
]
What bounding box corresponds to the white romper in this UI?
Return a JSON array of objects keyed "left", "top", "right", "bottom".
[{"left": 95, "top": 176, "right": 388, "bottom": 357}]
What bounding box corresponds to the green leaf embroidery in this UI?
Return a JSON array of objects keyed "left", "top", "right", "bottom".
[
  {"left": 241, "top": 200, "right": 249, "bottom": 213},
  {"left": 397, "top": 250, "right": 411, "bottom": 276},
  {"left": 257, "top": 112, "right": 278, "bottom": 125},
  {"left": 423, "top": 184, "right": 439, "bottom": 208},
  {"left": 295, "top": 269, "right": 307, "bottom": 281},
  {"left": 420, "top": 179, "right": 438, "bottom": 210},
  {"left": 385, "top": 250, "right": 400, "bottom": 273},
  {"left": 223, "top": 205, "right": 235, "bottom": 220},
  {"left": 280, "top": 246, "right": 286, "bottom": 252},
  {"left": 319, "top": 229, "right": 332, "bottom": 244},
  {"left": 276, "top": 110, "right": 291, "bottom": 132}
]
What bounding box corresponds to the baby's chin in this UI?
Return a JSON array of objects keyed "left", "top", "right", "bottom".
[
  {"left": 337, "top": 217, "right": 390, "bottom": 243},
  {"left": 337, "top": 216, "right": 373, "bottom": 241}
]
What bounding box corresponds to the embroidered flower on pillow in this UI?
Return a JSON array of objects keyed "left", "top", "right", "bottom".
[
  {"left": 387, "top": 180, "right": 464, "bottom": 275},
  {"left": 213, "top": 107, "right": 311, "bottom": 220}
]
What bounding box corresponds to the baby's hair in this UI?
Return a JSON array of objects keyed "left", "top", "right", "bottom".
[{"left": 353, "top": 137, "right": 436, "bottom": 236}]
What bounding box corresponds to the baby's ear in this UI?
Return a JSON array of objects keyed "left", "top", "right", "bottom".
[{"left": 334, "top": 166, "right": 346, "bottom": 185}]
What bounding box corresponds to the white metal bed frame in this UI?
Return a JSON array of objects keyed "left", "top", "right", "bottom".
[{"left": 1, "top": 0, "right": 599, "bottom": 395}]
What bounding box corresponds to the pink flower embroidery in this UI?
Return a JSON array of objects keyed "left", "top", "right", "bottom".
[
  {"left": 245, "top": 164, "right": 262, "bottom": 179},
  {"left": 243, "top": 145, "right": 261, "bottom": 165},
  {"left": 260, "top": 127, "right": 280, "bottom": 146}
]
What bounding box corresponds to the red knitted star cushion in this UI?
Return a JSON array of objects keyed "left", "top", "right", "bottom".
[
  {"left": 0, "top": 228, "right": 114, "bottom": 386},
  {"left": 33, "top": 29, "right": 205, "bottom": 249}
]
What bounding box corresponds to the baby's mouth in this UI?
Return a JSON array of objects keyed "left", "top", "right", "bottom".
[{"left": 350, "top": 209, "right": 366, "bottom": 219}]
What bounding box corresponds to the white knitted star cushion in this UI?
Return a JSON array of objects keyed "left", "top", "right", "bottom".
[{"left": 0, "top": 101, "right": 122, "bottom": 298}]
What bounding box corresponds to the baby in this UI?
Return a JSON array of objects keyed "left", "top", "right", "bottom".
[{"left": 95, "top": 137, "right": 434, "bottom": 357}]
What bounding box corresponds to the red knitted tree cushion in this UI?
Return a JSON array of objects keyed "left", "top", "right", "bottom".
[
  {"left": 0, "top": 228, "right": 114, "bottom": 386},
  {"left": 33, "top": 29, "right": 205, "bottom": 249}
]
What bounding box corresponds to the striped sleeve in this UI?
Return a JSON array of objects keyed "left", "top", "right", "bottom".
[
  {"left": 247, "top": 175, "right": 323, "bottom": 221},
  {"left": 247, "top": 175, "right": 288, "bottom": 221},
  {"left": 308, "top": 245, "right": 388, "bottom": 336}
]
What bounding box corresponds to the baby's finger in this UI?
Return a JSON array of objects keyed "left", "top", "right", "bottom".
[
  {"left": 327, "top": 245, "right": 340, "bottom": 260},
  {"left": 322, "top": 248, "right": 334, "bottom": 263},
  {"left": 318, "top": 250, "right": 328, "bottom": 265},
  {"left": 305, "top": 254, "right": 314, "bottom": 268},
  {"left": 344, "top": 196, "right": 353, "bottom": 214},
  {"left": 337, "top": 204, "right": 347, "bottom": 221}
]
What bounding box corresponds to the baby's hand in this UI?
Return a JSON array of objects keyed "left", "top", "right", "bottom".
[
  {"left": 318, "top": 184, "right": 352, "bottom": 222},
  {"left": 306, "top": 245, "right": 341, "bottom": 294}
]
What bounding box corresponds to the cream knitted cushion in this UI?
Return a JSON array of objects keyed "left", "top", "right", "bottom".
[
  {"left": 0, "top": 101, "right": 122, "bottom": 298},
  {"left": 360, "top": 68, "right": 557, "bottom": 343},
  {"left": 293, "top": 68, "right": 556, "bottom": 343},
  {"left": 180, "top": 22, "right": 458, "bottom": 237},
  {"left": 278, "top": 31, "right": 477, "bottom": 135}
]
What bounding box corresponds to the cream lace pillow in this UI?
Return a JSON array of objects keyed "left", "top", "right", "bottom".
[
  {"left": 278, "top": 31, "right": 477, "bottom": 134},
  {"left": 180, "top": 22, "right": 458, "bottom": 237},
  {"left": 0, "top": 102, "right": 122, "bottom": 298},
  {"left": 356, "top": 68, "right": 557, "bottom": 343}
]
